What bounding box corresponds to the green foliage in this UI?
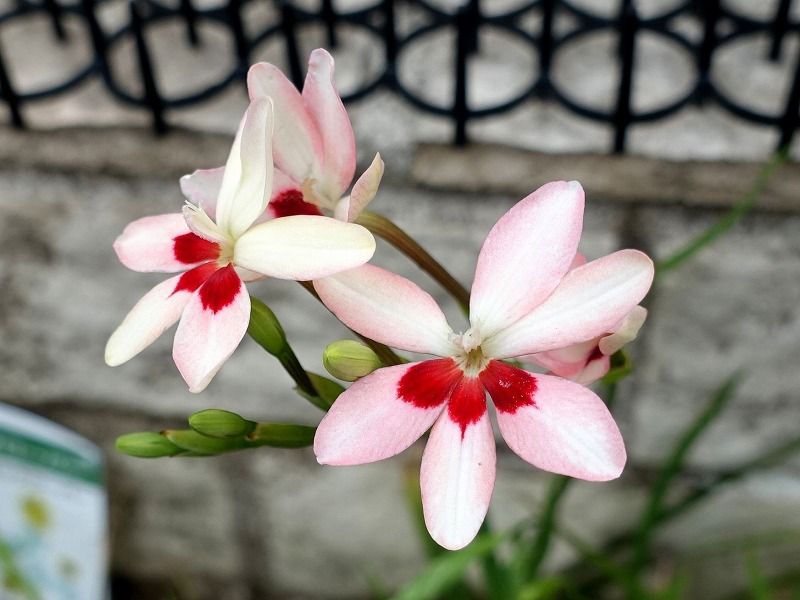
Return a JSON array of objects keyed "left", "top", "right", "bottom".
[{"left": 116, "top": 410, "right": 315, "bottom": 458}]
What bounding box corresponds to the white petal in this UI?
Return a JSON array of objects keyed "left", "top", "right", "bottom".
[
  {"left": 216, "top": 99, "right": 274, "bottom": 239},
  {"left": 105, "top": 275, "right": 192, "bottom": 366},
  {"left": 421, "top": 408, "right": 496, "bottom": 551},
  {"left": 483, "top": 250, "right": 654, "bottom": 359},
  {"left": 233, "top": 215, "right": 375, "bottom": 280},
  {"left": 469, "top": 181, "right": 584, "bottom": 338},
  {"left": 313, "top": 264, "right": 458, "bottom": 356}
]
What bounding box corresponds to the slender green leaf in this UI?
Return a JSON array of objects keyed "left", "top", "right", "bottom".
[
  {"left": 630, "top": 373, "right": 743, "bottom": 574},
  {"left": 656, "top": 149, "right": 788, "bottom": 275},
  {"left": 745, "top": 550, "right": 774, "bottom": 600},
  {"left": 390, "top": 534, "right": 503, "bottom": 600}
]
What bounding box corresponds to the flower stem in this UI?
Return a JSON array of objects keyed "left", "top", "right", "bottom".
[
  {"left": 356, "top": 211, "right": 470, "bottom": 314},
  {"left": 298, "top": 281, "right": 405, "bottom": 366}
]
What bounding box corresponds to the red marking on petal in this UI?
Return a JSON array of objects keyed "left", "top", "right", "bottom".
[
  {"left": 397, "top": 358, "right": 461, "bottom": 410},
  {"left": 447, "top": 376, "right": 487, "bottom": 437},
  {"left": 172, "top": 262, "right": 219, "bottom": 295},
  {"left": 173, "top": 232, "right": 220, "bottom": 264},
  {"left": 270, "top": 189, "right": 324, "bottom": 218},
  {"left": 587, "top": 345, "right": 604, "bottom": 362},
  {"left": 480, "top": 360, "right": 537, "bottom": 415},
  {"left": 197, "top": 264, "right": 242, "bottom": 313}
]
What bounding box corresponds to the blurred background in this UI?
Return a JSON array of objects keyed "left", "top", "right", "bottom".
[{"left": 1, "top": 0, "right": 800, "bottom": 598}]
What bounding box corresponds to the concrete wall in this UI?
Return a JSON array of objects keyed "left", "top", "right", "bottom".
[{"left": 1, "top": 125, "right": 799, "bottom": 599}]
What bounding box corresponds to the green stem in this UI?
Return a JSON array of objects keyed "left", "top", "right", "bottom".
[
  {"left": 628, "top": 373, "right": 741, "bottom": 584},
  {"left": 524, "top": 382, "right": 618, "bottom": 580},
  {"left": 298, "top": 280, "right": 405, "bottom": 366},
  {"left": 656, "top": 148, "right": 789, "bottom": 276},
  {"left": 356, "top": 211, "right": 470, "bottom": 314},
  {"left": 276, "top": 345, "right": 317, "bottom": 399}
]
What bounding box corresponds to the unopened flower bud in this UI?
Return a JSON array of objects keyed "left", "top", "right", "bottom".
[
  {"left": 115, "top": 432, "right": 184, "bottom": 458},
  {"left": 323, "top": 340, "right": 382, "bottom": 381},
  {"left": 248, "top": 297, "right": 287, "bottom": 356},
  {"left": 189, "top": 409, "right": 255, "bottom": 438}
]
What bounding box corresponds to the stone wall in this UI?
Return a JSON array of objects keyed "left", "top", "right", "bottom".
[{"left": 1, "top": 124, "right": 799, "bottom": 599}]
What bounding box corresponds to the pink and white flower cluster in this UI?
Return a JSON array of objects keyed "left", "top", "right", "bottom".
[
  {"left": 106, "top": 50, "right": 377, "bottom": 392},
  {"left": 107, "top": 48, "right": 655, "bottom": 551}
]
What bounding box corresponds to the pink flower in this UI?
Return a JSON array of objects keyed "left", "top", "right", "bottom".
[
  {"left": 105, "top": 100, "right": 376, "bottom": 392},
  {"left": 312, "top": 181, "right": 654, "bottom": 550},
  {"left": 523, "top": 253, "right": 648, "bottom": 384},
  {"left": 181, "top": 49, "right": 383, "bottom": 223}
]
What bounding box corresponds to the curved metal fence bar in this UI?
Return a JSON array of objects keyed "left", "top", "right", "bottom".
[{"left": 0, "top": 0, "right": 798, "bottom": 152}]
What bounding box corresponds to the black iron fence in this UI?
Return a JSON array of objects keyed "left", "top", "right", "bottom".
[{"left": 1, "top": 0, "right": 799, "bottom": 152}]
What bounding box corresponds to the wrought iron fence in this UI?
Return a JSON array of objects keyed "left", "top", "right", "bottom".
[{"left": 0, "top": 0, "right": 798, "bottom": 152}]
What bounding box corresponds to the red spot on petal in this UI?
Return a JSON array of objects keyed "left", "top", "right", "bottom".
[
  {"left": 270, "top": 189, "right": 323, "bottom": 218},
  {"left": 447, "top": 376, "right": 487, "bottom": 437},
  {"left": 587, "top": 345, "right": 604, "bottom": 363},
  {"left": 197, "top": 264, "right": 242, "bottom": 313},
  {"left": 172, "top": 262, "right": 219, "bottom": 295},
  {"left": 480, "top": 360, "right": 537, "bottom": 415},
  {"left": 397, "top": 358, "right": 462, "bottom": 410},
  {"left": 173, "top": 233, "right": 220, "bottom": 264}
]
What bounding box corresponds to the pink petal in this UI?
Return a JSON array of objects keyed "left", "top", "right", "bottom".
[
  {"left": 313, "top": 264, "right": 458, "bottom": 356},
  {"left": 488, "top": 369, "right": 625, "bottom": 481},
  {"left": 469, "top": 181, "right": 585, "bottom": 338},
  {"left": 105, "top": 275, "right": 194, "bottom": 366},
  {"left": 571, "top": 354, "right": 611, "bottom": 385},
  {"left": 302, "top": 49, "right": 356, "bottom": 202},
  {"left": 216, "top": 99, "right": 274, "bottom": 239},
  {"left": 113, "top": 214, "right": 219, "bottom": 273},
  {"left": 522, "top": 339, "right": 600, "bottom": 378},
  {"left": 314, "top": 360, "right": 460, "bottom": 466},
  {"left": 599, "top": 305, "right": 648, "bottom": 356},
  {"left": 420, "top": 403, "right": 496, "bottom": 551},
  {"left": 334, "top": 152, "right": 384, "bottom": 222},
  {"left": 248, "top": 62, "right": 323, "bottom": 183},
  {"left": 234, "top": 215, "right": 375, "bottom": 280},
  {"left": 483, "top": 249, "right": 654, "bottom": 359},
  {"left": 179, "top": 167, "right": 225, "bottom": 219},
  {"left": 172, "top": 265, "right": 251, "bottom": 393}
]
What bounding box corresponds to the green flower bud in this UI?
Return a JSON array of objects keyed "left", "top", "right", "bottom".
[
  {"left": 115, "top": 432, "right": 184, "bottom": 458},
  {"left": 323, "top": 340, "right": 382, "bottom": 382},
  {"left": 189, "top": 409, "right": 256, "bottom": 438},
  {"left": 248, "top": 296, "right": 287, "bottom": 356},
  {"left": 163, "top": 429, "right": 244, "bottom": 455}
]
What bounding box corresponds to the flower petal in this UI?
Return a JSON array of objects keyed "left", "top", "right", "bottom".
[
  {"left": 334, "top": 152, "right": 384, "bottom": 222},
  {"left": 216, "top": 98, "right": 274, "bottom": 239},
  {"left": 599, "top": 305, "right": 648, "bottom": 356},
  {"left": 420, "top": 401, "right": 496, "bottom": 551},
  {"left": 313, "top": 264, "right": 458, "bottom": 356},
  {"left": 314, "top": 360, "right": 460, "bottom": 465},
  {"left": 490, "top": 371, "right": 625, "bottom": 481},
  {"left": 248, "top": 62, "right": 323, "bottom": 183},
  {"left": 179, "top": 167, "right": 225, "bottom": 219},
  {"left": 483, "top": 249, "right": 654, "bottom": 359},
  {"left": 302, "top": 48, "right": 356, "bottom": 201},
  {"left": 521, "top": 339, "right": 599, "bottom": 378},
  {"left": 234, "top": 215, "right": 375, "bottom": 280},
  {"left": 172, "top": 265, "right": 250, "bottom": 393},
  {"left": 105, "top": 274, "right": 194, "bottom": 366},
  {"left": 113, "top": 214, "right": 218, "bottom": 272},
  {"left": 469, "top": 181, "right": 585, "bottom": 338}
]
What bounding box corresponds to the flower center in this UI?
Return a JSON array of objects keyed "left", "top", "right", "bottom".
[{"left": 451, "top": 326, "right": 490, "bottom": 377}]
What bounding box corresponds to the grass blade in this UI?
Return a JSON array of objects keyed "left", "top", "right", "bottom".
[{"left": 656, "top": 149, "right": 788, "bottom": 276}]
